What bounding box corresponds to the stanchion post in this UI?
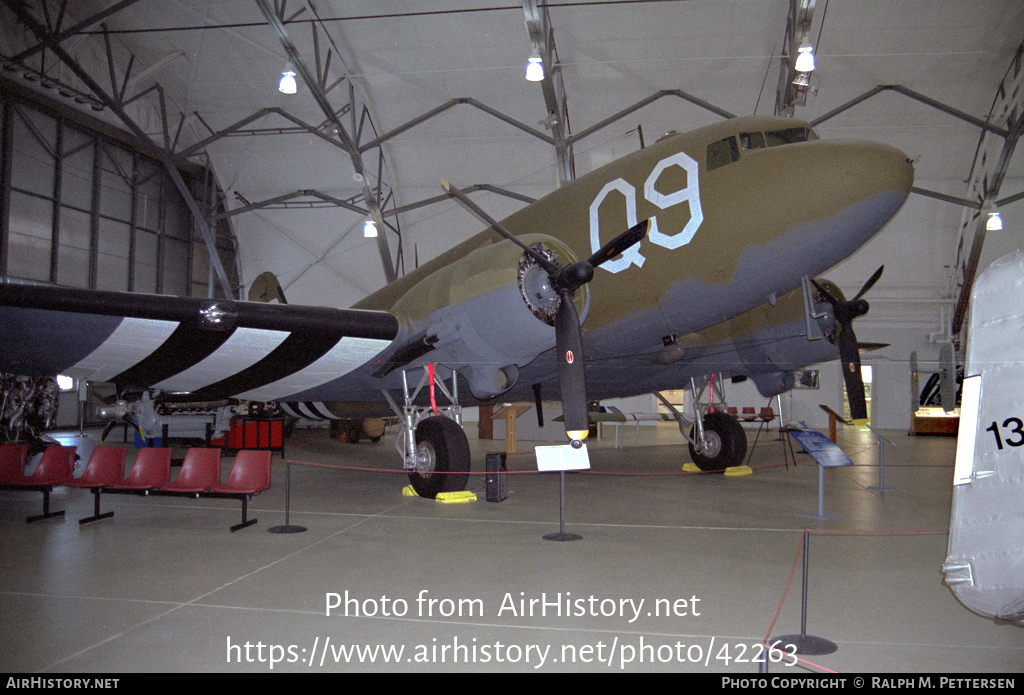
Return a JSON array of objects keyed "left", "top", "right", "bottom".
[
  {"left": 867, "top": 425, "right": 895, "bottom": 492},
  {"left": 269, "top": 457, "right": 307, "bottom": 534},
  {"left": 543, "top": 470, "right": 582, "bottom": 542},
  {"left": 774, "top": 531, "right": 837, "bottom": 655}
]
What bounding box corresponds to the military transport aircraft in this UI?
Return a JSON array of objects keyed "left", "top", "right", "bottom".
[{"left": 0, "top": 114, "right": 914, "bottom": 497}]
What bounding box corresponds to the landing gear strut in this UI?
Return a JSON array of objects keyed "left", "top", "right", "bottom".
[
  {"left": 383, "top": 365, "right": 471, "bottom": 498},
  {"left": 411, "top": 416, "right": 471, "bottom": 498},
  {"left": 655, "top": 374, "right": 749, "bottom": 472},
  {"left": 688, "top": 411, "right": 747, "bottom": 472}
]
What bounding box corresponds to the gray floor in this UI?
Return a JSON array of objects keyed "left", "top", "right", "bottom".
[{"left": 1, "top": 421, "right": 1022, "bottom": 674}]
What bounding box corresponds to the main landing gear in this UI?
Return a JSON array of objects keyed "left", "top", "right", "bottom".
[
  {"left": 383, "top": 365, "right": 471, "bottom": 499},
  {"left": 687, "top": 411, "right": 747, "bottom": 472},
  {"left": 656, "top": 374, "right": 748, "bottom": 472},
  {"left": 411, "top": 416, "right": 471, "bottom": 498}
]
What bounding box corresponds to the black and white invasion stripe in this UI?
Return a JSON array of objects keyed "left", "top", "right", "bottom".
[
  {"left": 279, "top": 402, "right": 340, "bottom": 420},
  {"left": 0, "top": 284, "right": 398, "bottom": 402}
]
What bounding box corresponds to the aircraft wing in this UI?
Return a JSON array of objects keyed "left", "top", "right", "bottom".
[{"left": 0, "top": 284, "right": 399, "bottom": 402}]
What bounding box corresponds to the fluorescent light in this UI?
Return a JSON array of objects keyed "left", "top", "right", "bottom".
[
  {"left": 525, "top": 53, "right": 544, "bottom": 82},
  {"left": 363, "top": 219, "right": 378, "bottom": 238},
  {"left": 794, "top": 41, "right": 815, "bottom": 72},
  {"left": 279, "top": 70, "right": 297, "bottom": 94}
]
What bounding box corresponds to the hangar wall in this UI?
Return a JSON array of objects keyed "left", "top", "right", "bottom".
[{"left": 0, "top": 80, "right": 241, "bottom": 298}]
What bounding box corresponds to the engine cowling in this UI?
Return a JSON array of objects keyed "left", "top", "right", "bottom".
[{"left": 391, "top": 234, "right": 587, "bottom": 400}]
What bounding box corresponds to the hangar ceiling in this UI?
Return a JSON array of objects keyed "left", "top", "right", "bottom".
[{"left": 1, "top": 0, "right": 1022, "bottom": 316}]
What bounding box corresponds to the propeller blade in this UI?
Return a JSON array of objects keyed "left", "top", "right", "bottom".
[
  {"left": 555, "top": 290, "right": 589, "bottom": 444},
  {"left": 442, "top": 180, "right": 558, "bottom": 274},
  {"left": 124, "top": 416, "right": 145, "bottom": 441},
  {"left": 837, "top": 325, "right": 868, "bottom": 424},
  {"left": 851, "top": 265, "right": 884, "bottom": 302},
  {"left": 813, "top": 268, "right": 884, "bottom": 426},
  {"left": 100, "top": 420, "right": 116, "bottom": 442},
  {"left": 553, "top": 219, "right": 650, "bottom": 294},
  {"left": 586, "top": 219, "right": 650, "bottom": 269},
  {"left": 939, "top": 342, "right": 956, "bottom": 413}
]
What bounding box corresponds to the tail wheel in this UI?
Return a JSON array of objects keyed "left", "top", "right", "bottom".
[
  {"left": 409, "top": 416, "right": 471, "bottom": 498},
  {"left": 688, "top": 411, "right": 747, "bottom": 472}
]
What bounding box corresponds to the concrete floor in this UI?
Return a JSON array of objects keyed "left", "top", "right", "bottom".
[{"left": 1, "top": 420, "right": 1022, "bottom": 674}]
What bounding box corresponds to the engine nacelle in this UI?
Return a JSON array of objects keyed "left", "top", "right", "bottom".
[
  {"left": 750, "top": 371, "right": 796, "bottom": 398},
  {"left": 391, "top": 234, "right": 587, "bottom": 400}
]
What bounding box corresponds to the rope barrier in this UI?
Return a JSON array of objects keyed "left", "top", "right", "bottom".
[{"left": 283, "top": 452, "right": 810, "bottom": 477}]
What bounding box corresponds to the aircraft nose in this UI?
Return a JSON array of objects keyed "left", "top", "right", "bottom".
[
  {"left": 778, "top": 139, "right": 915, "bottom": 273},
  {"left": 823, "top": 139, "right": 915, "bottom": 202}
]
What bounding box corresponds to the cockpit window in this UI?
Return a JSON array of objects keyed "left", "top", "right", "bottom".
[
  {"left": 740, "top": 132, "right": 766, "bottom": 151},
  {"left": 707, "top": 135, "right": 739, "bottom": 171},
  {"left": 764, "top": 127, "right": 817, "bottom": 147}
]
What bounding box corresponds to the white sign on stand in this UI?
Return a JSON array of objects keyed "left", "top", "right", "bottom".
[
  {"left": 535, "top": 443, "right": 589, "bottom": 542},
  {"left": 535, "top": 443, "right": 591, "bottom": 472}
]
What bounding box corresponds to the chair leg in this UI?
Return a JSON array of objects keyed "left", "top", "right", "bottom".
[
  {"left": 26, "top": 489, "right": 64, "bottom": 523},
  {"left": 79, "top": 489, "right": 114, "bottom": 525},
  {"left": 230, "top": 495, "right": 257, "bottom": 532},
  {"left": 742, "top": 422, "right": 766, "bottom": 467}
]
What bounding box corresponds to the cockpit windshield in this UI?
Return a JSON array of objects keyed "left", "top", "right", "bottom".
[
  {"left": 708, "top": 126, "right": 818, "bottom": 170},
  {"left": 764, "top": 127, "right": 817, "bottom": 147}
]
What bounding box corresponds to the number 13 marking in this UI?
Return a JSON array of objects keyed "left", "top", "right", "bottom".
[{"left": 986, "top": 418, "right": 1024, "bottom": 450}]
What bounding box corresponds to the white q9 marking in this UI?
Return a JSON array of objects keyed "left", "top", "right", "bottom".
[
  {"left": 589, "top": 179, "right": 644, "bottom": 274},
  {"left": 589, "top": 151, "right": 703, "bottom": 272}
]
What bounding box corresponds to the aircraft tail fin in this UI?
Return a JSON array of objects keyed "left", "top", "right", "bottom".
[
  {"left": 944, "top": 251, "right": 1024, "bottom": 626},
  {"left": 249, "top": 271, "right": 288, "bottom": 304}
]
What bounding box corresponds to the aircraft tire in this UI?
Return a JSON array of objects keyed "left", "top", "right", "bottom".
[
  {"left": 688, "top": 412, "right": 747, "bottom": 472},
  {"left": 409, "top": 416, "right": 471, "bottom": 498}
]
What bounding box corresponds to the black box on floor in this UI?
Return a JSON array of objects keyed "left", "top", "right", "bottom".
[{"left": 485, "top": 452, "right": 507, "bottom": 502}]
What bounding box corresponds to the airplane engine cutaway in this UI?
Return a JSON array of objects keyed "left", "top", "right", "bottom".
[{"left": 397, "top": 234, "right": 587, "bottom": 401}]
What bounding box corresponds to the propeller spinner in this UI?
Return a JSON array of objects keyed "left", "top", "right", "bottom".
[
  {"left": 811, "top": 265, "right": 884, "bottom": 425},
  {"left": 442, "top": 181, "right": 649, "bottom": 446}
]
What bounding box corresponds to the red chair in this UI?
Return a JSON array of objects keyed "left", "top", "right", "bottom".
[
  {"left": 160, "top": 448, "right": 220, "bottom": 495},
  {"left": 741, "top": 407, "right": 757, "bottom": 422},
  {"left": 6, "top": 445, "right": 76, "bottom": 522},
  {"left": 0, "top": 443, "right": 29, "bottom": 483},
  {"left": 107, "top": 447, "right": 171, "bottom": 492},
  {"left": 760, "top": 407, "right": 776, "bottom": 422},
  {"left": 207, "top": 450, "right": 272, "bottom": 531},
  {"left": 66, "top": 446, "right": 126, "bottom": 525}
]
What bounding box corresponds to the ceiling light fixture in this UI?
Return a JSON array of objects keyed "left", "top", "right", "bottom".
[
  {"left": 986, "top": 207, "right": 1003, "bottom": 231},
  {"left": 794, "top": 40, "right": 816, "bottom": 72},
  {"left": 279, "top": 68, "right": 297, "bottom": 94},
  {"left": 363, "top": 219, "right": 378, "bottom": 238},
  {"left": 525, "top": 52, "right": 544, "bottom": 82}
]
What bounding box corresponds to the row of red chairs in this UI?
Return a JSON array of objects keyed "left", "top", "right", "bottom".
[
  {"left": 0, "top": 444, "right": 272, "bottom": 531},
  {"left": 727, "top": 406, "right": 777, "bottom": 422}
]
